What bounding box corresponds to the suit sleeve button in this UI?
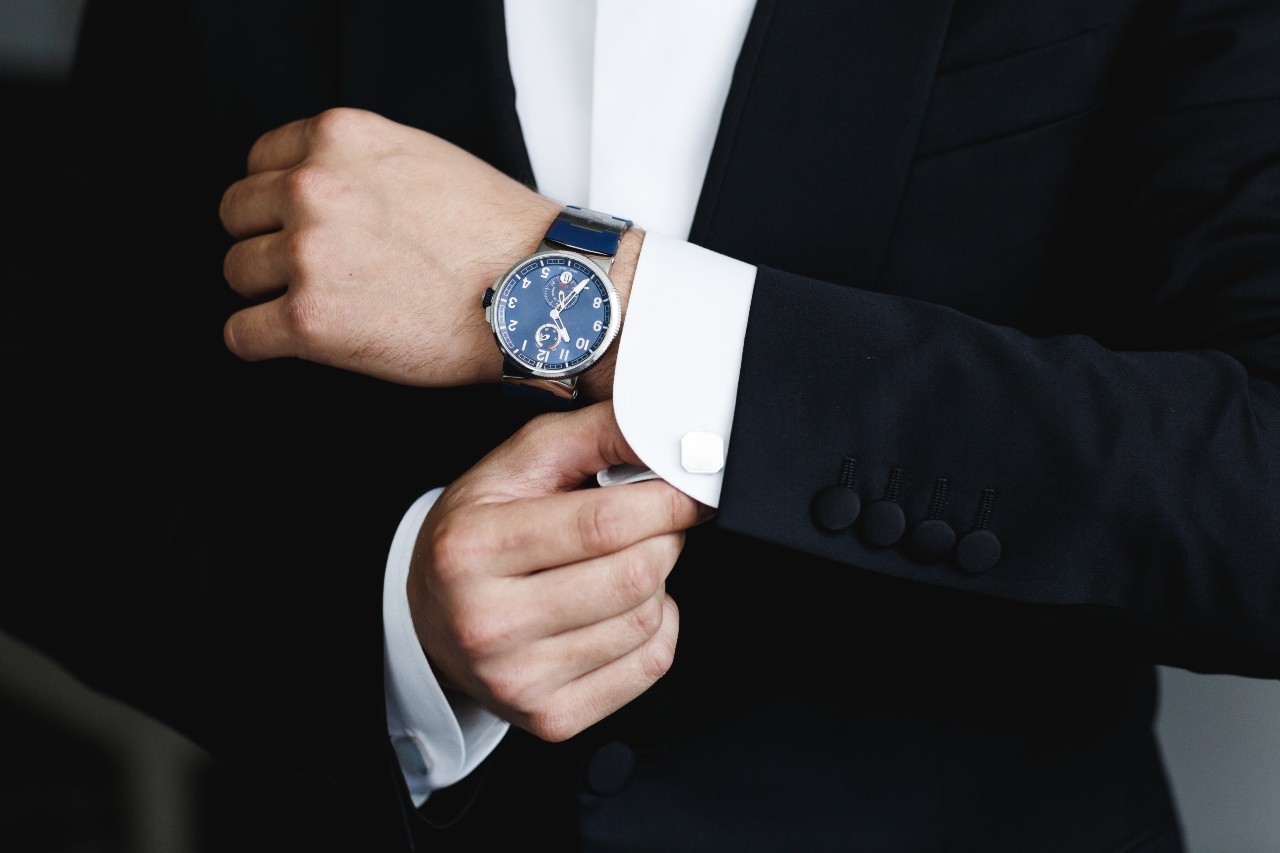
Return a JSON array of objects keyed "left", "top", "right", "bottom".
[
  {"left": 859, "top": 500, "right": 906, "bottom": 547},
  {"left": 955, "top": 529, "right": 1002, "bottom": 573},
  {"left": 811, "top": 485, "right": 861, "bottom": 532},
  {"left": 908, "top": 519, "right": 956, "bottom": 561},
  {"left": 585, "top": 740, "right": 637, "bottom": 797}
]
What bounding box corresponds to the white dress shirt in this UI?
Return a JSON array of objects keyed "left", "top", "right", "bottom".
[{"left": 384, "top": 0, "right": 758, "bottom": 806}]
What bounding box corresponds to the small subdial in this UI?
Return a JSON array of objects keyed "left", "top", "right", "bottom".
[
  {"left": 534, "top": 323, "right": 561, "bottom": 349},
  {"left": 543, "top": 269, "right": 580, "bottom": 309}
]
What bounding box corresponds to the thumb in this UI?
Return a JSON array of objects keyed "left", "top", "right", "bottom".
[{"left": 482, "top": 399, "right": 642, "bottom": 494}]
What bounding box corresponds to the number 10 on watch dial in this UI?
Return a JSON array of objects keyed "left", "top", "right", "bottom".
[{"left": 489, "top": 251, "right": 619, "bottom": 377}]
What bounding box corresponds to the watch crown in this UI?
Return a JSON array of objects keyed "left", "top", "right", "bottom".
[{"left": 481, "top": 288, "right": 494, "bottom": 308}]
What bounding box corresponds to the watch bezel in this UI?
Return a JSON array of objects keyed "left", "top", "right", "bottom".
[{"left": 488, "top": 248, "right": 623, "bottom": 380}]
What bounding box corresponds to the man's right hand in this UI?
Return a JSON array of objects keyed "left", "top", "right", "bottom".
[
  {"left": 218, "top": 107, "right": 562, "bottom": 389},
  {"left": 408, "top": 401, "right": 712, "bottom": 742}
]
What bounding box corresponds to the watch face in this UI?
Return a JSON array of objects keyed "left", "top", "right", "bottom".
[{"left": 490, "top": 250, "right": 620, "bottom": 378}]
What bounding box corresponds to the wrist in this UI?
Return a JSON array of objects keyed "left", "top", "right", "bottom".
[
  {"left": 484, "top": 205, "right": 640, "bottom": 405},
  {"left": 577, "top": 226, "right": 643, "bottom": 403},
  {"left": 477, "top": 195, "right": 563, "bottom": 383}
]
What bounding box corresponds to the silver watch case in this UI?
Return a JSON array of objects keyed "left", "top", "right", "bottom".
[{"left": 485, "top": 247, "right": 623, "bottom": 385}]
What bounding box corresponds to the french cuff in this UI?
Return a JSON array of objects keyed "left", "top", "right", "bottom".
[
  {"left": 612, "top": 231, "right": 757, "bottom": 508},
  {"left": 383, "top": 487, "right": 509, "bottom": 808}
]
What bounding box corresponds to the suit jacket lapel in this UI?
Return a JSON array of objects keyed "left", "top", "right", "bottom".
[
  {"left": 477, "top": 0, "right": 537, "bottom": 187},
  {"left": 690, "top": 0, "right": 955, "bottom": 287},
  {"left": 337, "top": 0, "right": 952, "bottom": 286}
]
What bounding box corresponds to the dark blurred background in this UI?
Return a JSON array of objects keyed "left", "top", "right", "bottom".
[
  {"left": 3, "top": 2, "right": 1280, "bottom": 851},
  {"left": 1, "top": 2, "right": 303, "bottom": 851}
]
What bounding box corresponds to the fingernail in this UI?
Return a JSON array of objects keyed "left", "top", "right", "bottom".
[{"left": 696, "top": 503, "right": 718, "bottom": 524}]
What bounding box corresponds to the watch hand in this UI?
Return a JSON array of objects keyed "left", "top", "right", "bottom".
[
  {"left": 548, "top": 276, "right": 587, "bottom": 343},
  {"left": 549, "top": 303, "right": 570, "bottom": 341},
  {"left": 553, "top": 279, "right": 587, "bottom": 316}
]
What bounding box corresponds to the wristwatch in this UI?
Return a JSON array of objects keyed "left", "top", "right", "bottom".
[{"left": 483, "top": 205, "right": 632, "bottom": 408}]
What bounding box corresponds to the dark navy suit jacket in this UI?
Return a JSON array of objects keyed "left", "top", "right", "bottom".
[{"left": 7, "top": 0, "right": 1280, "bottom": 849}]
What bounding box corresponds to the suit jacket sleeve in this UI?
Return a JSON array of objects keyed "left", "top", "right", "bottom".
[{"left": 713, "top": 0, "right": 1280, "bottom": 678}]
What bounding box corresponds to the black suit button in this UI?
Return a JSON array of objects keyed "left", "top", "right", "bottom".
[
  {"left": 585, "top": 740, "right": 637, "bottom": 796},
  {"left": 811, "top": 485, "right": 861, "bottom": 532},
  {"left": 860, "top": 500, "right": 906, "bottom": 547},
  {"left": 956, "top": 529, "right": 1002, "bottom": 573},
  {"left": 909, "top": 519, "right": 955, "bottom": 561}
]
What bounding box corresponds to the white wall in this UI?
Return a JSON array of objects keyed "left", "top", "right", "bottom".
[
  {"left": 0, "top": 0, "right": 83, "bottom": 79},
  {"left": 1156, "top": 667, "right": 1280, "bottom": 852}
]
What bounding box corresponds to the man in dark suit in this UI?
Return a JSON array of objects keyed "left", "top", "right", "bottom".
[{"left": 6, "top": 0, "right": 1279, "bottom": 850}]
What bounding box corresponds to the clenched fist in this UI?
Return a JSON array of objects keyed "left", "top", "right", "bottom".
[
  {"left": 219, "top": 107, "right": 589, "bottom": 388},
  {"left": 409, "top": 400, "right": 712, "bottom": 741}
]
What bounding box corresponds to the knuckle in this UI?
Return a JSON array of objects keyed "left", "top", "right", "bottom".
[
  {"left": 641, "top": 633, "right": 677, "bottom": 683},
  {"left": 482, "top": 668, "right": 539, "bottom": 714},
  {"left": 284, "top": 163, "right": 331, "bottom": 206},
  {"left": 279, "top": 290, "right": 328, "bottom": 342},
  {"left": 428, "top": 514, "right": 485, "bottom": 581},
  {"left": 311, "top": 106, "right": 370, "bottom": 144},
  {"left": 614, "top": 551, "right": 660, "bottom": 605},
  {"left": 311, "top": 107, "right": 350, "bottom": 139},
  {"left": 665, "top": 487, "right": 692, "bottom": 531},
  {"left": 526, "top": 707, "right": 579, "bottom": 744},
  {"left": 629, "top": 595, "right": 665, "bottom": 639},
  {"left": 579, "top": 499, "right": 628, "bottom": 553},
  {"left": 477, "top": 665, "right": 514, "bottom": 701},
  {"left": 451, "top": 612, "right": 507, "bottom": 659}
]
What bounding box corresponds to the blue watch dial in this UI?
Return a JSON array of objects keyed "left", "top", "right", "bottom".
[{"left": 492, "top": 252, "right": 617, "bottom": 376}]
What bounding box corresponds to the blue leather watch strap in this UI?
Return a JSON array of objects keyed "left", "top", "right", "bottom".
[{"left": 543, "top": 205, "right": 633, "bottom": 259}]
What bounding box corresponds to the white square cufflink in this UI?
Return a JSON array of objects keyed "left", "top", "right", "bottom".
[{"left": 681, "top": 432, "right": 725, "bottom": 474}]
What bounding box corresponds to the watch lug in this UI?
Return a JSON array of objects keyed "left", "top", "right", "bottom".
[{"left": 502, "top": 373, "right": 579, "bottom": 400}]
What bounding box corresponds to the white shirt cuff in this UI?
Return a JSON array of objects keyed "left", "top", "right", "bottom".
[
  {"left": 612, "top": 231, "right": 757, "bottom": 508},
  {"left": 383, "top": 487, "right": 509, "bottom": 808}
]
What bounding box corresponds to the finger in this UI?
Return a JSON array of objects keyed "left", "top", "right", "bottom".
[
  {"left": 497, "top": 532, "right": 683, "bottom": 639},
  {"left": 520, "top": 595, "right": 680, "bottom": 741},
  {"left": 223, "top": 232, "right": 291, "bottom": 299},
  {"left": 219, "top": 170, "right": 289, "bottom": 239},
  {"left": 246, "top": 116, "right": 313, "bottom": 174},
  {"left": 457, "top": 480, "right": 701, "bottom": 577},
  {"left": 487, "top": 585, "right": 670, "bottom": 707},
  {"left": 535, "top": 585, "right": 671, "bottom": 685},
  {"left": 479, "top": 400, "right": 641, "bottom": 490},
  {"left": 223, "top": 300, "right": 301, "bottom": 362}
]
